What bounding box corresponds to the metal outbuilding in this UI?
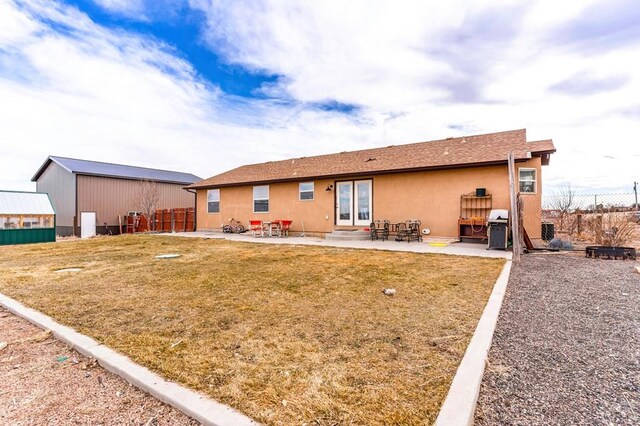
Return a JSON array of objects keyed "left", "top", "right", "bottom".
[
  {"left": 32, "top": 156, "right": 201, "bottom": 236},
  {"left": 0, "top": 190, "right": 56, "bottom": 245}
]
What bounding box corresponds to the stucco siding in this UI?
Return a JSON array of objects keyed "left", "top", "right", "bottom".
[
  {"left": 196, "top": 160, "right": 545, "bottom": 239},
  {"left": 373, "top": 166, "right": 509, "bottom": 237},
  {"left": 197, "top": 179, "right": 335, "bottom": 233},
  {"left": 35, "top": 161, "right": 76, "bottom": 228},
  {"left": 518, "top": 157, "right": 543, "bottom": 239},
  {"left": 77, "top": 175, "right": 195, "bottom": 227}
]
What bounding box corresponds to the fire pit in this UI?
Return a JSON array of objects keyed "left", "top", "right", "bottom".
[{"left": 585, "top": 246, "right": 637, "bottom": 260}]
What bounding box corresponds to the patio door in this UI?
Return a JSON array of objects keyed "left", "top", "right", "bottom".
[
  {"left": 336, "top": 182, "right": 353, "bottom": 226},
  {"left": 336, "top": 180, "right": 372, "bottom": 226}
]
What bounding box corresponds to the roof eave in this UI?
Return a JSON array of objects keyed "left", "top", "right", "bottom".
[{"left": 31, "top": 157, "right": 55, "bottom": 182}]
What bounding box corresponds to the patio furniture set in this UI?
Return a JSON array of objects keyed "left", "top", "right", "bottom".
[
  {"left": 248, "top": 219, "right": 293, "bottom": 237},
  {"left": 369, "top": 219, "right": 423, "bottom": 242}
]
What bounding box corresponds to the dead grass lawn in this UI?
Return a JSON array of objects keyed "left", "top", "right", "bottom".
[{"left": 0, "top": 235, "right": 504, "bottom": 425}]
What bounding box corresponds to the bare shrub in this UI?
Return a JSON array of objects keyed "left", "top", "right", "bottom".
[
  {"left": 549, "top": 183, "right": 576, "bottom": 231},
  {"left": 133, "top": 180, "right": 160, "bottom": 230},
  {"left": 593, "top": 212, "right": 635, "bottom": 247}
]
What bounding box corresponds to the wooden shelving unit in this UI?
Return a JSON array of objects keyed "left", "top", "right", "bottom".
[{"left": 458, "top": 193, "right": 492, "bottom": 240}]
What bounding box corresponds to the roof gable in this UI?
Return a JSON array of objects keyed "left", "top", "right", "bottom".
[
  {"left": 190, "top": 129, "right": 555, "bottom": 189},
  {"left": 32, "top": 156, "right": 201, "bottom": 184}
]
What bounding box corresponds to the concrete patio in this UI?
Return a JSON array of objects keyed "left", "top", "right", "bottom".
[{"left": 166, "top": 231, "right": 512, "bottom": 259}]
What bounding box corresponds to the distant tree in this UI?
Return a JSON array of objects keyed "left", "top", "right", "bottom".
[
  {"left": 134, "top": 180, "right": 160, "bottom": 230},
  {"left": 550, "top": 183, "right": 576, "bottom": 231}
]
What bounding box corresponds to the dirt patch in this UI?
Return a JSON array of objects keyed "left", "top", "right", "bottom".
[
  {"left": 475, "top": 252, "right": 640, "bottom": 425},
  {"left": 0, "top": 234, "right": 505, "bottom": 425},
  {"left": 0, "top": 306, "right": 198, "bottom": 425}
]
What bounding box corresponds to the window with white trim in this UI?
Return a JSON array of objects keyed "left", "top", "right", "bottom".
[
  {"left": 253, "top": 185, "right": 269, "bottom": 213},
  {"left": 518, "top": 168, "right": 537, "bottom": 194},
  {"left": 299, "top": 182, "right": 314, "bottom": 200},
  {"left": 207, "top": 189, "right": 220, "bottom": 213}
]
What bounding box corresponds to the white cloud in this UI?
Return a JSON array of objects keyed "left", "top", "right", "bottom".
[
  {"left": 0, "top": 0, "right": 387, "bottom": 191},
  {"left": 93, "top": 0, "right": 146, "bottom": 19},
  {"left": 0, "top": 0, "right": 638, "bottom": 197},
  {"left": 189, "top": 0, "right": 640, "bottom": 193}
]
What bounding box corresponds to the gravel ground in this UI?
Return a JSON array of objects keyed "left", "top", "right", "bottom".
[
  {"left": 0, "top": 306, "right": 199, "bottom": 425},
  {"left": 475, "top": 252, "right": 640, "bottom": 425}
]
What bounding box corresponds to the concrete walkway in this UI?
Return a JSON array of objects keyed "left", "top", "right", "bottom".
[{"left": 164, "top": 232, "right": 512, "bottom": 259}]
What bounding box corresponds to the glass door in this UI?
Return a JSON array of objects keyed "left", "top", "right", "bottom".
[
  {"left": 336, "top": 180, "right": 372, "bottom": 226},
  {"left": 354, "top": 180, "right": 372, "bottom": 226},
  {"left": 336, "top": 182, "right": 353, "bottom": 226}
]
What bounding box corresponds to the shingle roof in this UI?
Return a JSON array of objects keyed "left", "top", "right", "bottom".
[
  {"left": 189, "top": 129, "right": 555, "bottom": 189},
  {"left": 0, "top": 191, "right": 55, "bottom": 215},
  {"left": 32, "top": 156, "right": 201, "bottom": 185}
]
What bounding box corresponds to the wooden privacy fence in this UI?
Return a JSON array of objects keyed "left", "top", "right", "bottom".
[{"left": 153, "top": 208, "right": 195, "bottom": 233}]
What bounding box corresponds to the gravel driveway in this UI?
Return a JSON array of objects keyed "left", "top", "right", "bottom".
[
  {"left": 475, "top": 252, "right": 640, "bottom": 425},
  {"left": 0, "top": 306, "right": 199, "bottom": 425}
]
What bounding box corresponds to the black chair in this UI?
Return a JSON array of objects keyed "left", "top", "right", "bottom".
[{"left": 370, "top": 220, "right": 390, "bottom": 241}]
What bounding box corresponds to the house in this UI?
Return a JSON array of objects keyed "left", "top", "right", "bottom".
[
  {"left": 0, "top": 190, "right": 56, "bottom": 245},
  {"left": 32, "top": 156, "right": 201, "bottom": 236},
  {"left": 187, "top": 129, "right": 555, "bottom": 240}
]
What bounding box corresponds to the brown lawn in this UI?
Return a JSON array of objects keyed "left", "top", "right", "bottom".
[{"left": 0, "top": 235, "right": 504, "bottom": 425}]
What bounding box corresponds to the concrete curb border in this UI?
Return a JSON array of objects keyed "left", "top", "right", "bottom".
[
  {"left": 0, "top": 293, "right": 258, "bottom": 426},
  {"left": 435, "top": 260, "right": 513, "bottom": 426}
]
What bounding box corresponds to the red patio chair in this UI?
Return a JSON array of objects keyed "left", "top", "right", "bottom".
[
  {"left": 249, "top": 220, "right": 264, "bottom": 237},
  {"left": 278, "top": 220, "right": 292, "bottom": 237}
]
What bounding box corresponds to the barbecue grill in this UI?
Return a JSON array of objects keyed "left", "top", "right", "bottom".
[{"left": 487, "top": 209, "right": 509, "bottom": 250}]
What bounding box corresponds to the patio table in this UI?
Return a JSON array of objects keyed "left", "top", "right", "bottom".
[
  {"left": 389, "top": 222, "right": 405, "bottom": 237},
  {"left": 263, "top": 221, "right": 281, "bottom": 237}
]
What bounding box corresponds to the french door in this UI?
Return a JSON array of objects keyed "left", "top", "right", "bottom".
[{"left": 336, "top": 180, "right": 372, "bottom": 226}]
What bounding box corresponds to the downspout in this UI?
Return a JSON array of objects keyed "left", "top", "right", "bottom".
[{"left": 186, "top": 188, "right": 197, "bottom": 231}]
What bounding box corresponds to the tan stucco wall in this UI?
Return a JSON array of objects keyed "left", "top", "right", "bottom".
[
  {"left": 197, "top": 159, "right": 544, "bottom": 238},
  {"left": 517, "top": 157, "right": 543, "bottom": 239},
  {"left": 198, "top": 178, "right": 336, "bottom": 233}
]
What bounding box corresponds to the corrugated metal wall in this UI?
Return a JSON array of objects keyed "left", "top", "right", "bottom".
[
  {"left": 0, "top": 228, "right": 56, "bottom": 245},
  {"left": 35, "top": 161, "right": 76, "bottom": 227},
  {"left": 77, "top": 175, "right": 195, "bottom": 227}
]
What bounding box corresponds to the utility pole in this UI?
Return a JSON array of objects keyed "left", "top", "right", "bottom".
[{"left": 634, "top": 181, "right": 638, "bottom": 211}]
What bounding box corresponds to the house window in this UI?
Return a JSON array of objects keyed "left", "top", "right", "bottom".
[
  {"left": 207, "top": 189, "right": 220, "bottom": 213},
  {"left": 519, "top": 168, "right": 537, "bottom": 194},
  {"left": 253, "top": 185, "right": 269, "bottom": 213},
  {"left": 299, "top": 182, "right": 314, "bottom": 201}
]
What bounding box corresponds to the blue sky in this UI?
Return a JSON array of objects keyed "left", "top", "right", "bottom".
[{"left": 1, "top": 0, "right": 639, "bottom": 195}]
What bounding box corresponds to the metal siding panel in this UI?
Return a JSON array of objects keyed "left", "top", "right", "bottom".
[
  {"left": 0, "top": 228, "right": 55, "bottom": 245},
  {"left": 34, "top": 162, "right": 75, "bottom": 227},
  {"left": 77, "top": 176, "right": 195, "bottom": 226}
]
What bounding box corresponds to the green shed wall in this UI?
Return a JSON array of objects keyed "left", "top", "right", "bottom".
[{"left": 0, "top": 228, "right": 56, "bottom": 245}]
